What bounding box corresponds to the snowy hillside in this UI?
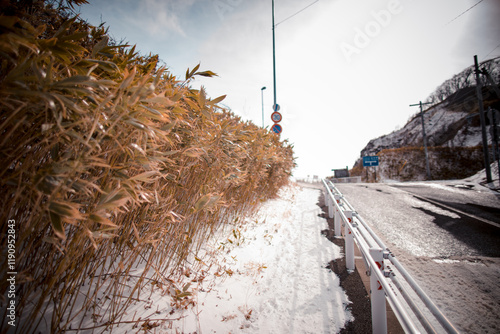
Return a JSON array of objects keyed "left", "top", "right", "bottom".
[
  {"left": 352, "top": 62, "right": 500, "bottom": 182},
  {"left": 360, "top": 105, "right": 473, "bottom": 158}
]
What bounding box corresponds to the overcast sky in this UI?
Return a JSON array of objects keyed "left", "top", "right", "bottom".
[{"left": 77, "top": 0, "right": 500, "bottom": 178}]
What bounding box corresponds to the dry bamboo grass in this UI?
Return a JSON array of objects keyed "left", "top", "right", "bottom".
[{"left": 0, "top": 3, "right": 295, "bottom": 333}]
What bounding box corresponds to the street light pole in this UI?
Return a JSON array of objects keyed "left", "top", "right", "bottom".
[
  {"left": 261, "top": 86, "right": 266, "bottom": 127},
  {"left": 410, "top": 101, "right": 433, "bottom": 180},
  {"left": 272, "top": 0, "right": 277, "bottom": 108}
]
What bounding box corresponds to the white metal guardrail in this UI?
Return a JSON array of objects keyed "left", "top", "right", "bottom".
[
  {"left": 322, "top": 179, "right": 460, "bottom": 334},
  {"left": 330, "top": 176, "right": 362, "bottom": 183}
]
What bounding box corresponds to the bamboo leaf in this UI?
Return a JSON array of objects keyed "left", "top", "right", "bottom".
[
  {"left": 91, "top": 35, "right": 109, "bottom": 58},
  {"left": 78, "top": 59, "right": 119, "bottom": 72},
  {"left": 206, "top": 194, "right": 221, "bottom": 208},
  {"left": 49, "top": 211, "right": 66, "bottom": 240},
  {"left": 142, "top": 96, "right": 175, "bottom": 106},
  {"left": 160, "top": 121, "right": 176, "bottom": 133},
  {"left": 52, "top": 75, "right": 93, "bottom": 87},
  {"left": 91, "top": 231, "right": 118, "bottom": 239},
  {"left": 176, "top": 292, "right": 191, "bottom": 298},
  {"left": 139, "top": 105, "right": 167, "bottom": 120},
  {"left": 186, "top": 63, "right": 200, "bottom": 80},
  {"left": 59, "top": 31, "right": 88, "bottom": 42},
  {"left": 194, "top": 70, "right": 217, "bottom": 77},
  {"left": 49, "top": 201, "right": 83, "bottom": 220},
  {"left": 130, "top": 143, "right": 147, "bottom": 156},
  {"left": 183, "top": 147, "right": 204, "bottom": 158},
  {"left": 119, "top": 67, "right": 137, "bottom": 90},
  {"left": 210, "top": 95, "right": 226, "bottom": 105},
  {"left": 198, "top": 86, "right": 206, "bottom": 107},
  {"left": 132, "top": 222, "right": 141, "bottom": 242},
  {"left": 194, "top": 194, "right": 211, "bottom": 212},
  {"left": 130, "top": 171, "right": 159, "bottom": 183},
  {"left": 89, "top": 213, "right": 118, "bottom": 228},
  {"left": 97, "top": 189, "right": 130, "bottom": 211}
]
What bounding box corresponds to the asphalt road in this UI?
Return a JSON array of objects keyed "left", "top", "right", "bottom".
[
  {"left": 336, "top": 182, "right": 500, "bottom": 258},
  {"left": 335, "top": 181, "right": 500, "bottom": 333}
]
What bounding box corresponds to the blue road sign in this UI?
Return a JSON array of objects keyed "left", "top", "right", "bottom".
[
  {"left": 271, "top": 123, "right": 282, "bottom": 134},
  {"left": 273, "top": 104, "right": 280, "bottom": 112},
  {"left": 363, "top": 156, "right": 379, "bottom": 167}
]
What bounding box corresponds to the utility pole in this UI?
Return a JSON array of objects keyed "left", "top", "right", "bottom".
[
  {"left": 487, "top": 108, "right": 500, "bottom": 183},
  {"left": 410, "top": 101, "right": 433, "bottom": 180},
  {"left": 481, "top": 64, "right": 500, "bottom": 183},
  {"left": 474, "top": 55, "right": 492, "bottom": 183}
]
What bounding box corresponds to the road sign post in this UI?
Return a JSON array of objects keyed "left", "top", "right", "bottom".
[
  {"left": 270, "top": 104, "right": 282, "bottom": 135},
  {"left": 363, "top": 156, "right": 379, "bottom": 182}
]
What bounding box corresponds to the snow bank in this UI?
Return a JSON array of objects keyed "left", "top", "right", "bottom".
[{"left": 68, "top": 185, "right": 352, "bottom": 333}]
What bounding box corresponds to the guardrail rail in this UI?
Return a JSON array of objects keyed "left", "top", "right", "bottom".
[{"left": 322, "top": 179, "right": 460, "bottom": 334}]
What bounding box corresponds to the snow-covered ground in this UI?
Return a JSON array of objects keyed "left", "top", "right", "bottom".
[{"left": 65, "top": 185, "right": 352, "bottom": 333}]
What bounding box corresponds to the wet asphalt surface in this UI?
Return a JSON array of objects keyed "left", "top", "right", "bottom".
[{"left": 336, "top": 182, "right": 500, "bottom": 258}]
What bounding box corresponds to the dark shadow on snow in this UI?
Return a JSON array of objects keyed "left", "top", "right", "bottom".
[{"left": 412, "top": 198, "right": 500, "bottom": 257}]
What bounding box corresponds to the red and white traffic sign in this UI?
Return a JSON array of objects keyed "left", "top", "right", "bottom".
[
  {"left": 271, "top": 123, "right": 282, "bottom": 134},
  {"left": 271, "top": 111, "right": 282, "bottom": 123}
]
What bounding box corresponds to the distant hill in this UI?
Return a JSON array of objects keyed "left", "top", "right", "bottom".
[{"left": 351, "top": 58, "right": 500, "bottom": 182}]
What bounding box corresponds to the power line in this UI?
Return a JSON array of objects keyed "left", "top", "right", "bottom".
[
  {"left": 444, "top": 0, "right": 485, "bottom": 26},
  {"left": 275, "top": 0, "right": 319, "bottom": 27},
  {"left": 483, "top": 42, "right": 500, "bottom": 60}
]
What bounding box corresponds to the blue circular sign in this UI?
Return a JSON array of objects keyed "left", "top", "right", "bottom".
[{"left": 271, "top": 124, "right": 282, "bottom": 134}]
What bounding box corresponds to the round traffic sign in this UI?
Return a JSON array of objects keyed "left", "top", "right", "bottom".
[
  {"left": 271, "top": 111, "right": 282, "bottom": 123},
  {"left": 271, "top": 123, "right": 282, "bottom": 134},
  {"left": 272, "top": 104, "right": 280, "bottom": 112}
]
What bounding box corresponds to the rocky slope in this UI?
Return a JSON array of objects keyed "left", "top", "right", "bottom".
[{"left": 352, "top": 78, "right": 500, "bottom": 182}]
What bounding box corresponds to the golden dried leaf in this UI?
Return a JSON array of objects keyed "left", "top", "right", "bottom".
[
  {"left": 49, "top": 212, "right": 66, "bottom": 240},
  {"left": 89, "top": 213, "right": 118, "bottom": 228},
  {"left": 130, "top": 171, "right": 159, "bottom": 183},
  {"left": 49, "top": 201, "right": 83, "bottom": 220},
  {"left": 183, "top": 147, "right": 205, "bottom": 158}
]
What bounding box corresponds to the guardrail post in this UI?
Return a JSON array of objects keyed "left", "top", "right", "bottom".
[
  {"left": 345, "top": 211, "right": 355, "bottom": 271},
  {"left": 328, "top": 196, "right": 334, "bottom": 218},
  {"left": 334, "top": 195, "right": 341, "bottom": 237},
  {"left": 369, "top": 247, "right": 387, "bottom": 334}
]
